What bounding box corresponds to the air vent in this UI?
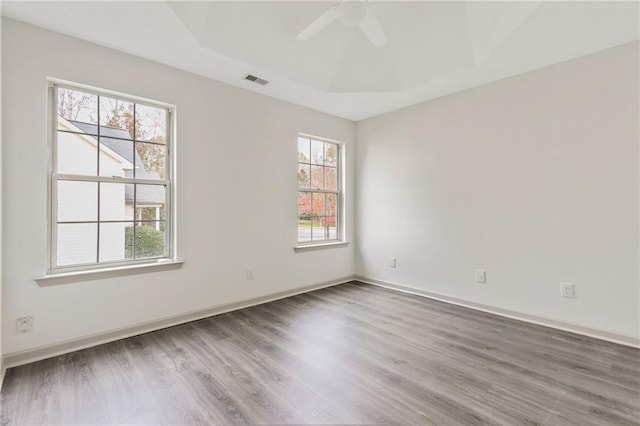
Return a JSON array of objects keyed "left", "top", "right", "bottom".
[{"left": 244, "top": 74, "right": 269, "bottom": 86}]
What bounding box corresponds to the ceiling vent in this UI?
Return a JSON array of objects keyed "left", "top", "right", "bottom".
[{"left": 244, "top": 74, "right": 269, "bottom": 86}]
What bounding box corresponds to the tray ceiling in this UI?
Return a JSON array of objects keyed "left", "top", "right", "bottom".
[{"left": 2, "top": 1, "right": 638, "bottom": 120}]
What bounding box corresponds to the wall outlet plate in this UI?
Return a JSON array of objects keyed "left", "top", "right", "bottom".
[
  {"left": 389, "top": 257, "right": 396, "bottom": 268},
  {"left": 16, "top": 316, "right": 33, "bottom": 334},
  {"left": 560, "top": 282, "right": 575, "bottom": 298},
  {"left": 246, "top": 267, "right": 255, "bottom": 280},
  {"left": 475, "top": 269, "right": 486, "bottom": 283}
]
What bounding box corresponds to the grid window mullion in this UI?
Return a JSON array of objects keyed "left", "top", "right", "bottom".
[
  {"left": 96, "top": 95, "right": 101, "bottom": 263},
  {"left": 133, "top": 103, "right": 137, "bottom": 179},
  {"left": 56, "top": 174, "right": 170, "bottom": 186},
  {"left": 96, "top": 182, "right": 101, "bottom": 263},
  {"left": 309, "top": 194, "right": 314, "bottom": 241},
  {"left": 133, "top": 184, "right": 137, "bottom": 259}
]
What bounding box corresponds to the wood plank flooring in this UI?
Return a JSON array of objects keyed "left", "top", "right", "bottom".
[{"left": 1, "top": 281, "right": 639, "bottom": 425}]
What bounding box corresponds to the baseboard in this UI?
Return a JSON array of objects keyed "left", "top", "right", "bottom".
[
  {"left": 356, "top": 275, "right": 640, "bottom": 349},
  {"left": 0, "top": 355, "right": 5, "bottom": 391},
  {"left": 5, "top": 274, "right": 636, "bottom": 370},
  {"left": 3, "top": 275, "right": 356, "bottom": 369}
]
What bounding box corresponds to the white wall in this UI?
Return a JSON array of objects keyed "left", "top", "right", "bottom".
[
  {"left": 1, "top": 18, "right": 355, "bottom": 355},
  {"left": 0, "top": 16, "right": 3, "bottom": 369},
  {"left": 356, "top": 42, "right": 640, "bottom": 339}
]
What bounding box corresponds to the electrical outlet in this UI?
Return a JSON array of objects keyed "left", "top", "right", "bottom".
[
  {"left": 475, "top": 269, "right": 486, "bottom": 283},
  {"left": 560, "top": 282, "right": 575, "bottom": 298},
  {"left": 389, "top": 257, "right": 396, "bottom": 268},
  {"left": 16, "top": 316, "right": 33, "bottom": 334},
  {"left": 246, "top": 267, "right": 255, "bottom": 280}
]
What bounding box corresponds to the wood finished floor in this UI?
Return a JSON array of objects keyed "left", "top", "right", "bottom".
[{"left": 1, "top": 281, "right": 639, "bottom": 425}]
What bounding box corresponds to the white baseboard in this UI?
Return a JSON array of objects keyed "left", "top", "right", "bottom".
[
  {"left": 4, "top": 274, "right": 637, "bottom": 371},
  {"left": 356, "top": 275, "right": 640, "bottom": 349},
  {"left": 3, "top": 276, "right": 356, "bottom": 369},
  {"left": 0, "top": 355, "right": 5, "bottom": 390}
]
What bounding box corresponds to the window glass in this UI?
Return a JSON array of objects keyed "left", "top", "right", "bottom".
[
  {"left": 51, "top": 83, "right": 173, "bottom": 271},
  {"left": 297, "top": 136, "right": 341, "bottom": 244}
]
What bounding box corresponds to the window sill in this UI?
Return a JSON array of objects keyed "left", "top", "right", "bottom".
[
  {"left": 35, "top": 260, "right": 184, "bottom": 286},
  {"left": 294, "top": 241, "right": 349, "bottom": 252}
]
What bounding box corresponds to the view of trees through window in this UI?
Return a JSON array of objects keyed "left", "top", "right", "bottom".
[
  {"left": 53, "top": 84, "right": 171, "bottom": 268},
  {"left": 297, "top": 136, "right": 340, "bottom": 243}
]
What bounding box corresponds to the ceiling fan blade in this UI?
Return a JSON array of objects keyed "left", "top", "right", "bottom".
[
  {"left": 359, "top": 7, "right": 387, "bottom": 47},
  {"left": 296, "top": 5, "right": 340, "bottom": 41}
]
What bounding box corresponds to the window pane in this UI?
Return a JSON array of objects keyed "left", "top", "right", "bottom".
[
  {"left": 135, "top": 185, "right": 166, "bottom": 221},
  {"left": 135, "top": 104, "right": 167, "bottom": 143},
  {"left": 310, "top": 217, "right": 337, "bottom": 242},
  {"left": 311, "top": 139, "right": 324, "bottom": 165},
  {"left": 312, "top": 192, "right": 325, "bottom": 217},
  {"left": 57, "top": 223, "right": 97, "bottom": 266},
  {"left": 57, "top": 87, "right": 97, "bottom": 126},
  {"left": 297, "top": 217, "right": 312, "bottom": 243},
  {"left": 297, "top": 192, "right": 312, "bottom": 217},
  {"left": 325, "top": 167, "right": 337, "bottom": 190},
  {"left": 310, "top": 165, "right": 324, "bottom": 189},
  {"left": 297, "top": 192, "right": 313, "bottom": 243},
  {"left": 99, "top": 137, "right": 134, "bottom": 177},
  {"left": 327, "top": 216, "right": 338, "bottom": 240},
  {"left": 99, "top": 222, "right": 133, "bottom": 262},
  {"left": 325, "top": 193, "right": 337, "bottom": 216},
  {"left": 298, "top": 164, "right": 310, "bottom": 188},
  {"left": 311, "top": 217, "right": 327, "bottom": 241},
  {"left": 324, "top": 143, "right": 338, "bottom": 167},
  {"left": 52, "top": 84, "right": 172, "bottom": 270},
  {"left": 57, "top": 181, "right": 97, "bottom": 222},
  {"left": 57, "top": 130, "right": 97, "bottom": 175},
  {"left": 134, "top": 222, "right": 166, "bottom": 258},
  {"left": 297, "top": 137, "right": 310, "bottom": 163},
  {"left": 99, "top": 96, "right": 134, "bottom": 139},
  {"left": 296, "top": 137, "right": 341, "bottom": 244},
  {"left": 138, "top": 207, "right": 160, "bottom": 221},
  {"left": 135, "top": 142, "right": 166, "bottom": 180},
  {"left": 99, "top": 183, "right": 132, "bottom": 221}
]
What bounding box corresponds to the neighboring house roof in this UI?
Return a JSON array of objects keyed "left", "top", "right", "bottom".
[
  {"left": 68, "top": 120, "right": 164, "bottom": 206},
  {"left": 59, "top": 118, "right": 132, "bottom": 168}
]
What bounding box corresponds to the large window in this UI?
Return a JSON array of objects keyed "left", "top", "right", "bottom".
[
  {"left": 297, "top": 135, "right": 341, "bottom": 244},
  {"left": 49, "top": 81, "right": 174, "bottom": 272}
]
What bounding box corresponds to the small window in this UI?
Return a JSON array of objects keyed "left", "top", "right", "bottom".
[
  {"left": 49, "top": 81, "right": 174, "bottom": 272},
  {"left": 297, "top": 135, "right": 341, "bottom": 244}
]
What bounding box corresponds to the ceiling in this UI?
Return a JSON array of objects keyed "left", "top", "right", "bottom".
[{"left": 2, "top": 1, "right": 638, "bottom": 121}]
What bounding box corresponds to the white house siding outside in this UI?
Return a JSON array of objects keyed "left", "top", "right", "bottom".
[{"left": 56, "top": 119, "right": 132, "bottom": 266}]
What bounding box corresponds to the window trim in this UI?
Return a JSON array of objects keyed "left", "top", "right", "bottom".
[
  {"left": 46, "top": 79, "right": 177, "bottom": 275},
  {"left": 296, "top": 132, "right": 344, "bottom": 247}
]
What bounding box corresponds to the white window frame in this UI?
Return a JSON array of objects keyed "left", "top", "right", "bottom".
[
  {"left": 296, "top": 133, "right": 344, "bottom": 247},
  {"left": 47, "top": 79, "right": 177, "bottom": 274}
]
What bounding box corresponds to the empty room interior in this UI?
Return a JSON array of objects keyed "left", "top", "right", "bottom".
[{"left": 0, "top": 1, "right": 639, "bottom": 424}]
